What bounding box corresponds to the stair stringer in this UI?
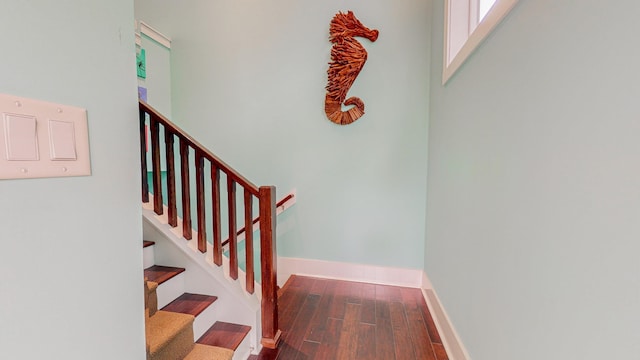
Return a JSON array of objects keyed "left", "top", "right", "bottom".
[{"left": 143, "top": 207, "right": 262, "bottom": 359}]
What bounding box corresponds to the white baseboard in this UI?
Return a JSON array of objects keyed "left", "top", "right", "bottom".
[
  {"left": 277, "top": 257, "right": 424, "bottom": 288},
  {"left": 422, "top": 273, "right": 471, "bottom": 360}
]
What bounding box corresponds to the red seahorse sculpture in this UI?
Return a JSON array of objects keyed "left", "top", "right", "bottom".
[{"left": 325, "top": 11, "right": 379, "bottom": 125}]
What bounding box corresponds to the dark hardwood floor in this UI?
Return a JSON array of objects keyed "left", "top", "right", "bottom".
[{"left": 250, "top": 275, "right": 448, "bottom": 360}]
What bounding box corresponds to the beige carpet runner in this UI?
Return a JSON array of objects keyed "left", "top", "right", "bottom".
[{"left": 144, "top": 280, "right": 233, "bottom": 360}]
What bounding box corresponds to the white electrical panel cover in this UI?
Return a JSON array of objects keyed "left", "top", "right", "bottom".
[{"left": 0, "top": 93, "right": 91, "bottom": 179}]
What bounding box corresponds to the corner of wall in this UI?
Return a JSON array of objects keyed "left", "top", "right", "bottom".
[{"left": 421, "top": 271, "right": 471, "bottom": 360}]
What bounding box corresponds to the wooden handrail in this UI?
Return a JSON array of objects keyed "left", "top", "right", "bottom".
[
  {"left": 140, "top": 101, "right": 259, "bottom": 196},
  {"left": 139, "top": 100, "right": 280, "bottom": 349},
  {"left": 221, "top": 193, "right": 295, "bottom": 247}
]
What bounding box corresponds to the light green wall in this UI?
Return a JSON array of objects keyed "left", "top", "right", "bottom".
[
  {"left": 138, "top": 35, "right": 172, "bottom": 171},
  {"left": 0, "top": 1, "right": 144, "bottom": 359},
  {"left": 426, "top": 1, "right": 640, "bottom": 359},
  {"left": 135, "top": 0, "right": 431, "bottom": 269},
  {"left": 138, "top": 34, "right": 172, "bottom": 118}
]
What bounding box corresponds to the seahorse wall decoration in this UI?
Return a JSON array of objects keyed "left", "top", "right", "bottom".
[{"left": 325, "top": 11, "right": 379, "bottom": 125}]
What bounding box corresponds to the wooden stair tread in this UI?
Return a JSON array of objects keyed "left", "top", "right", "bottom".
[
  {"left": 143, "top": 240, "right": 155, "bottom": 248},
  {"left": 197, "top": 321, "right": 251, "bottom": 350},
  {"left": 144, "top": 265, "right": 185, "bottom": 285},
  {"left": 162, "top": 293, "right": 218, "bottom": 317}
]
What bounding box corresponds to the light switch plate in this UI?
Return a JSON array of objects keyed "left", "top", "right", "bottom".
[{"left": 0, "top": 93, "right": 91, "bottom": 179}]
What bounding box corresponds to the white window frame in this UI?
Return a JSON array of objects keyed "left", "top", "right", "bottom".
[{"left": 442, "top": 0, "right": 519, "bottom": 84}]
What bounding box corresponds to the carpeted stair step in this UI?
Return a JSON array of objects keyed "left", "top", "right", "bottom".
[
  {"left": 184, "top": 344, "right": 234, "bottom": 360},
  {"left": 146, "top": 310, "right": 196, "bottom": 360},
  {"left": 145, "top": 280, "right": 159, "bottom": 316},
  {"left": 197, "top": 321, "right": 251, "bottom": 351},
  {"left": 147, "top": 310, "right": 234, "bottom": 360}
]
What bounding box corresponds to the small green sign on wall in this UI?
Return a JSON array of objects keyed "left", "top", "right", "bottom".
[{"left": 137, "top": 48, "right": 146, "bottom": 79}]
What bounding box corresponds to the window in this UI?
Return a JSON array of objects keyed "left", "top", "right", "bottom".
[
  {"left": 478, "top": 0, "right": 497, "bottom": 22},
  {"left": 443, "top": 0, "right": 519, "bottom": 84}
]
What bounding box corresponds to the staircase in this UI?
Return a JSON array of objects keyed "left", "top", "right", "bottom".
[
  {"left": 139, "top": 101, "right": 284, "bottom": 359},
  {"left": 144, "top": 241, "right": 252, "bottom": 359}
]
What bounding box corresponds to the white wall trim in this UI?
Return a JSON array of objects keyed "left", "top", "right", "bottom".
[
  {"left": 138, "top": 20, "right": 171, "bottom": 49},
  {"left": 277, "top": 257, "right": 424, "bottom": 288},
  {"left": 442, "top": 0, "right": 519, "bottom": 84},
  {"left": 422, "top": 272, "right": 471, "bottom": 360},
  {"left": 421, "top": 270, "right": 434, "bottom": 289}
]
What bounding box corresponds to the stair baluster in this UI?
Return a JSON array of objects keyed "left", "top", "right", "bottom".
[
  {"left": 211, "top": 165, "right": 223, "bottom": 266},
  {"left": 150, "top": 114, "right": 163, "bottom": 215},
  {"left": 244, "top": 189, "right": 254, "bottom": 294},
  {"left": 165, "top": 128, "right": 178, "bottom": 227}
]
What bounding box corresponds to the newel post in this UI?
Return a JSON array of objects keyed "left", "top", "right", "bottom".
[{"left": 259, "top": 186, "right": 281, "bottom": 349}]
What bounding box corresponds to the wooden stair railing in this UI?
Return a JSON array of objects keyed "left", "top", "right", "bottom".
[
  {"left": 139, "top": 101, "right": 281, "bottom": 349},
  {"left": 221, "top": 193, "right": 294, "bottom": 248}
]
